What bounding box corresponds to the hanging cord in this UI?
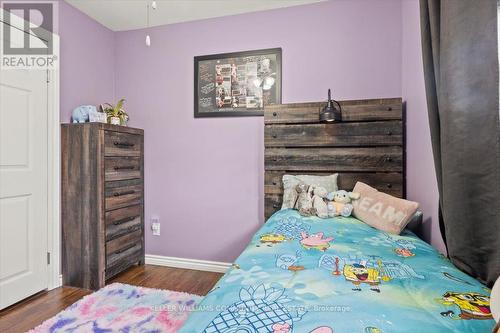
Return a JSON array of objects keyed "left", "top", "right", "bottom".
[{"left": 147, "top": 2, "right": 150, "bottom": 29}]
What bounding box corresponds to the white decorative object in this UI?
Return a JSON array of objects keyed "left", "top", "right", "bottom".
[
  {"left": 89, "top": 109, "right": 107, "bottom": 123},
  {"left": 109, "top": 116, "right": 120, "bottom": 125}
]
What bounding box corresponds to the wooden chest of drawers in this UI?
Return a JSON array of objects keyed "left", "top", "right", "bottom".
[{"left": 61, "top": 123, "right": 144, "bottom": 290}]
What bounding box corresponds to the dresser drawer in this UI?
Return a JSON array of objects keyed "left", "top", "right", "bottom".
[
  {"left": 106, "top": 229, "right": 142, "bottom": 257},
  {"left": 105, "top": 205, "right": 142, "bottom": 241},
  {"left": 106, "top": 242, "right": 142, "bottom": 270},
  {"left": 105, "top": 244, "right": 142, "bottom": 279},
  {"left": 105, "top": 181, "right": 142, "bottom": 210},
  {"left": 105, "top": 157, "right": 141, "bottom": 181},
  {"left": 104, "top": 131, "right": 142, "bottom": 157}
]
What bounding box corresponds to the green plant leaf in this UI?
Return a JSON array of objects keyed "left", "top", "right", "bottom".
[
  {"left": 116, "top": 98, "right": 125, "bottom": 111},
  {"left": 102, "top": 98, "right": 127, "bottom": 120}
]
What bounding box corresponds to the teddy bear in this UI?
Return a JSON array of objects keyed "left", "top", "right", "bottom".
[
  {"left": 294, "top": 184, "right": 330, "bottom": 218},
  {"left": 312, "top": 186, "right": 329, "bottom": 218},
  {"left": 295, "top": 183, "right": 316, "bottom": 216},
  {"left": 326, "top": 190, "right": 360, "bottom": 217}
]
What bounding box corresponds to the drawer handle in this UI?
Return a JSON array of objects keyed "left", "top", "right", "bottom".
[
  {"left": 114, "top": 166, "right": 135, "bottom": 171},
  {"left": 113, "top": 215, "right": 140, "bottom": 225},
  {"left": 114, "top": 142, "right": 135, "bottom": 148},
  {"left": 113, "top": 190, "right": 135, "bottom": 197},
  {"left": 115, "top": 244, "right": 137, "bottom": 255}
]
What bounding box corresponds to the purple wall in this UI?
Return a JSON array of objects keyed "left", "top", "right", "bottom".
[
  {"left": 59, "top": 1, "right": 115, "bottom": 122},
  {"left": 114, "top": 0, "right": 404, "bottom": 262},
  {"left": 401, "top": 0, "right": 444, "bottom": 253},
  {"left": 57, "top": 0, "right": 442, "bottom": 262}
]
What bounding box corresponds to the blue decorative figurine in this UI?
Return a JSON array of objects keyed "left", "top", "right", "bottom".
[{"left": 72, "top": 105, "right": 96, "bottom": 123}]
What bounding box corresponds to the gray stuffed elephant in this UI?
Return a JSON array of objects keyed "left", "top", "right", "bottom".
[{"left": 72, "top": 105, "right": 96, "bottom": 123}]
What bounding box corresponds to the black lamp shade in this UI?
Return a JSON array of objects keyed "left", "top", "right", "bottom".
[
  {"left": 320, "top": 89, "right": 342, "bottom": 122},
  {"left": 319, "top": 107, "right": 335, "bottom": 122}
]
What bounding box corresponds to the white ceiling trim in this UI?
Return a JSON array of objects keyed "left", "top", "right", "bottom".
[{"left": 64, "top": 0, "right": 326, "bottom": 32}]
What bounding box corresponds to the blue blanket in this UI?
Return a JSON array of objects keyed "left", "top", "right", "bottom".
[{"left": 179, "top": 209, "right": 494, "bottom": 333}]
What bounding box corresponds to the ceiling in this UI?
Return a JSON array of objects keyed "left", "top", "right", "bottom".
[{"left": 64, "top": 0, "right": 325, "bottom": 32}]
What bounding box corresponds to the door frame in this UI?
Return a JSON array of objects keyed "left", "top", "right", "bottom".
[
  {"left": 47, "top": 36, "right": 60, "bottom": 290},
  {"left": 0, "top": 7, "right": 61, "bottom": 290}
]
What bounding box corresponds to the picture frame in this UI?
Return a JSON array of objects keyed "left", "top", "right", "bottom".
[
  {"left": 89, "top": 105, "right": 107, "bottom": 123},
  {"left": 194, "top": 48, "right": 282, "bottom": 118}
]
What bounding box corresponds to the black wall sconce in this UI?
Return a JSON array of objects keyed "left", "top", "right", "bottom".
[{"left": 320, "top": 89, "right": 342, "bottom": 122}]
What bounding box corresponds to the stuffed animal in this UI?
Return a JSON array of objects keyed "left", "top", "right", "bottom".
[
  {"left": 295, "top": 183, "right": 316, "bottom": 217},
  {"left": 72, "top": 105, "right": 96, "bottom": 123},
  {"left": 312, "top": 186, "right": 329, "bottom": 218},
  {"left": 326, "top": 190, "right": 360, "bottom": 217}
]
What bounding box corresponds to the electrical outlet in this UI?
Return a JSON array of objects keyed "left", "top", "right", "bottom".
[{"left": 151, "top": 216, "right": 160, "bottom": 236}]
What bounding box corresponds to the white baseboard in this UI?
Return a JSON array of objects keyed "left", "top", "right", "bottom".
[{"left": 145, "top": 254, "right": 231, "bottom": 273}]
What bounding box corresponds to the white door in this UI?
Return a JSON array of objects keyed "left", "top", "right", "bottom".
[{"left": 0, "top": 21, "right": 49, "bottom": 309}]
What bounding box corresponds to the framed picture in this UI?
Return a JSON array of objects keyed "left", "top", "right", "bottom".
[{"left": 194, "top": 48, "right": 282, "bottom": 118}]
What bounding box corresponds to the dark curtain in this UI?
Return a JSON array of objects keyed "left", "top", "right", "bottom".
[{"left": 420, "top": 0, "right": 500, "bottom": 287}]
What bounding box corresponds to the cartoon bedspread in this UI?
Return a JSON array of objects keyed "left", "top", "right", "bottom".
[{"left": 179, "top": 209, "right": 494, "bottom": 333}]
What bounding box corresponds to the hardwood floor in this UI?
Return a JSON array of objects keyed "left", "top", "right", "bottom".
[
  {"left": 0, "top": 265, "right": 223, "bottom": 333},
  {"left": 109, "top": 264, "right": 223, "bottom": 295},
  {"left": 0, "top": 287, "right": 91, "bottom": 333}
]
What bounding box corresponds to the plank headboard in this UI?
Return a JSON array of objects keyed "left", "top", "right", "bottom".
[{"left": 264, "top": 98, "right": 405, "bottom": 219}]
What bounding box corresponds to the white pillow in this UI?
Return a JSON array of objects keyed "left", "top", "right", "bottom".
[{"left": 281, "top": 174, "right": 338, "bottom": 209}]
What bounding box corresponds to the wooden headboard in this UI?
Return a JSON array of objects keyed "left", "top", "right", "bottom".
[{"left": 264, "top": 98, "right": 405, "bottom": 219}]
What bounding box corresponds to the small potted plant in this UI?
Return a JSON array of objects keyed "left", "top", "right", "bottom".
[{"left": 103, "top": 98, "right": 128, "bottom": 126}]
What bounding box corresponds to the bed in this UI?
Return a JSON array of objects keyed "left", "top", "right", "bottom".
[
  {"left": 179, "top": 209, "right": 494, "bottom": 332},
  {"left": 179, "top": 99, "right": 495, "bottom": 332}
]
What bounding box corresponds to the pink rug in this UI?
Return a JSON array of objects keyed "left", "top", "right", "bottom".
[{"left": 27, "top": 283, "right": 203, "bottom": 333}]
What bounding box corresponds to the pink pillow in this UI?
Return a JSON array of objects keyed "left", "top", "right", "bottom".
[{"left": 352, "top": 182, "right": 419, "bottom": 234}]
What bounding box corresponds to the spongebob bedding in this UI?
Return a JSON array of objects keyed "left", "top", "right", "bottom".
[{"left": 179, "top": 209, "right": 494, "bottom": 333}]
